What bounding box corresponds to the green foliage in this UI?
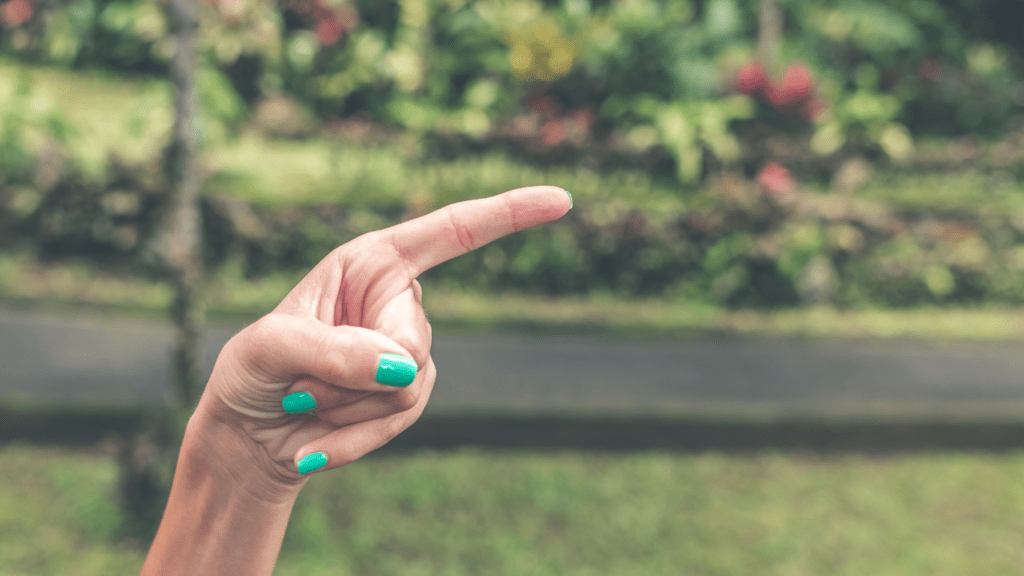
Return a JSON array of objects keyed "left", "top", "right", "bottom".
[
  {"left": 5, "top": 0, "right": 1023, "bottom": 182},
  {"left": 5, "top": 112, "right": 1024, "bottom": 309},
  {"left": 0, "top": 69, "right": 75, "bottom": 184},
  {"left": 4, "top": 1, "right": 1024, "bottom": 309}
]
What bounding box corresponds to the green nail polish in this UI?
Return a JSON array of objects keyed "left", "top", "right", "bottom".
[
  {"left": 565, "top": 190, "right": 573, "bottom": 209},
  {"left": 282, "top": 392, "right": 317, "bottom": 414},
  {"left": 297, "top": 452, "right": 328, "bottom": 474},
  {"left": 376, "top": 353, "right": 417, "bottom": 386}
]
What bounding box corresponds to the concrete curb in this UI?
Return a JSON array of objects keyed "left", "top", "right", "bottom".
[{"left": 5, "top": 406, "right": 1024, "bottom": 453}]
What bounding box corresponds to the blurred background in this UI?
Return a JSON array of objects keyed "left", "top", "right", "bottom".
[{"left": 5, "top": 0, "right": 1024, "bottom": 573}]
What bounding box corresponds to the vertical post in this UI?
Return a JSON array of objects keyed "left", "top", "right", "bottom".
[
  {"left": 756, "top": 0, "right": 782, "bottom": 70},
  {"left": 117, "top": 0, "right": 205, "bottom": 542},
  {"left": 162, "top": 0, "right": 205, "bottom": 408}
]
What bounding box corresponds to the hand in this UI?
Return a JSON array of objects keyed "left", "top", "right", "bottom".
[{"left": 188, "top": 185, "right": 572, "bottom": 495}]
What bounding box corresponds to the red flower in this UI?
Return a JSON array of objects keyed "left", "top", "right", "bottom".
[
  {"left": 735, "top": 62, "right": 768, "bottom": 97},
  {"left": 315, "top": 15, "right": 344, "bottom": 46},
  {"left": 539, "top": 119, "right": 566, "bottom": 147},
  {"left": 2, "top": 0, "right": 33, "bottom": 27},
  {"left": 769, "top": 64, "right": 814, "bottom": 108},
  {"left": 757, "top": 161, "right": 796, "bottom": 197}
]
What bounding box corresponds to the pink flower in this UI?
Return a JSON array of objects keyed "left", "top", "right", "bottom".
[
  {"left": 757, "top": 161, "right": 796, "bottom": 198},
  {"left": 2, "top": 0, "right": 33, "bottom": 27},
  {"left": 768, "top": 64, "right": 814, "bottom": 109},
  {"left": 735, "top": 62, "right": 768, "bottom": 97},
  {"left": 316, "top": 15, "right": 344, "bottom": 46},
  {"left": 539, "top": 119, "right": 566, "bottom": 147}
]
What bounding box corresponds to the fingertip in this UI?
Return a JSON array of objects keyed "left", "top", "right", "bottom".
[
  {"left": 282, "top": 391, "right": 317, "bottom": 414},
  {"left": 319, "top": 326, "right": 418, "bottom": 392},
  {"left": 297, "top": 451, "right": 328, "bottom": 475},
  {"left": 503, "top": 185, "right": 573, "bottom": 225},
  {"left": 511, "top": 185, "right": 570, "bottom": 204},
  {"left": 389, "top": 184, "right": 570, "bottom": 275},
  {"left": 376, "top": 352, "right": 418, "bottom": 387},
  {"left": 535, "top": 185, "right": 572, "bottom": 215}
]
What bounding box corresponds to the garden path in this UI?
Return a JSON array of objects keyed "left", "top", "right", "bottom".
[{"left": 2, "top": 308, "right": 1023, "bottom": 420}]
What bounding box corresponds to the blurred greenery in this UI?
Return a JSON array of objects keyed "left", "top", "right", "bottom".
[
  {"left": 3, "top": 0, "right": 1024, "bottom": 312},
  {"left": 6, "top": 3, "right": 1024, "bottom": 571},
  {"left": 12, "top": 248, "right": 1024, "bottom": 341},
  {"left": 7, "top": 443, "right": 1024, "bottom": 575}
]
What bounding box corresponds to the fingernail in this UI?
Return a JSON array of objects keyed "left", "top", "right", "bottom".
[
  {"left": 376, "top": 353, "right": 417, "bottom": 386},
  {"left": 297, "top": 452, "right": 328, "bottom": 474},
  {"left": 565, "top": 190, "right": 573, "bottom": 209},
  {"left": 282, "top": 392, "right": 317, "bottom": 414}
]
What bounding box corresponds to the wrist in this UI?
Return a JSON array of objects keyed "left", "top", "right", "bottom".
[
  {"left": 181, "top": 401, "right": 306, "bottom": 505},
  {"left": 141, "top": 407, "right": 304, "bottom": 576}
]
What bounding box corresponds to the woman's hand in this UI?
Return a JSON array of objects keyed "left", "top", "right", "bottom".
[
  {"left": 143, "top": 186, "right": 570, "bottom": 575},
  {"left": 187, "top": 185, "right": 572, "bottom": 497}
]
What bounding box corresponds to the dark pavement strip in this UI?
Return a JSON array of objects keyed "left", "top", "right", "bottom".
[{"left": 2, "top": 309, "right": 1024, "bottom": 419}]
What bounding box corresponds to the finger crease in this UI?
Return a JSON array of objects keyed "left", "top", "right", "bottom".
[
  {"left": 502, "top": 194, "right": 520, "bottom": 232},
  {"left": 386, "top": 233, "right": 420, "bottom": 280},
  {"left": 448, "top": 205, "right": 476, "bottom": 252}
]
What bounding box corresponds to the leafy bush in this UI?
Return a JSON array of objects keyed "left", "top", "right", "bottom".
[
  {"left": 3, "top": 0, "right": 1024, "bottom": 309},
  {"left": 4, "top": 0, "right": 1023, "bottom": 184},
  {"left": 7, "top": 134, "right": 1024, "bottom": 309}
]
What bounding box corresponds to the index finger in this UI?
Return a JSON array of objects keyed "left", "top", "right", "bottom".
[{"left": 385, "top": 185, "right": 572, "bottom": 276}]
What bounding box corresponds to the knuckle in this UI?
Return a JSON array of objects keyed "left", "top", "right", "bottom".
[
  {"left": 315, "top": 328, "right": 352, "bottom": 382},
  {"left": 390, "top": 387, "right": 420, "bottom": 412},
  {"left": 236, "top": 314, "right": 288, "bottom": 364},
  {"left": 398, "top": 334, "right": 430, "bottom": 370},
  {"left": 249, "top": 312, "right": 295, "bottom": 343},
  {"left": 246, "top": 313, "right": 276, "bottom": 340}
]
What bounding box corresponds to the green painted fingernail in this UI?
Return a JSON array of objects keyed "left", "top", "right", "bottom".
[
  {"left": 297, "top": 452, "right": 328, "bottom": 474},
  {"left": 282, "top": 392, "right": 317, "bottom": 414},
  {"left": 566, "top": 190, "right": 573, "bottom": 209},
  {"left": 376, "top": 353, "right": 417, "bottom": 386}
]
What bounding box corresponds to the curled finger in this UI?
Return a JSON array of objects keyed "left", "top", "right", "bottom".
[
  {"left": 241, "top": 313, "right": 420, "bottom": 394},
  {"left": 291, "top": 357, "right": 437, "bottom": 474}
]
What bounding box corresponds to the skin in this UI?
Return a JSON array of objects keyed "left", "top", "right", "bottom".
[{"left": 140, "top": 186, "right": 572, "bottom": 575}]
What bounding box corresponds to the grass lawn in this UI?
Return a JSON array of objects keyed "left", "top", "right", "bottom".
[{"left": 4, "top": 443, "right": 1024, "bottom": 575}]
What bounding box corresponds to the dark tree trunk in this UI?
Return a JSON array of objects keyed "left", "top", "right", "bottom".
[
  {"left": 160, "top": 0, "right": 205, "bottom": 408},
  {"left": 757, "top": 0, "right": 783, "bottom": 70},
  {"left": 118, "top": 0, "right": 205, "bottom": 542}
]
